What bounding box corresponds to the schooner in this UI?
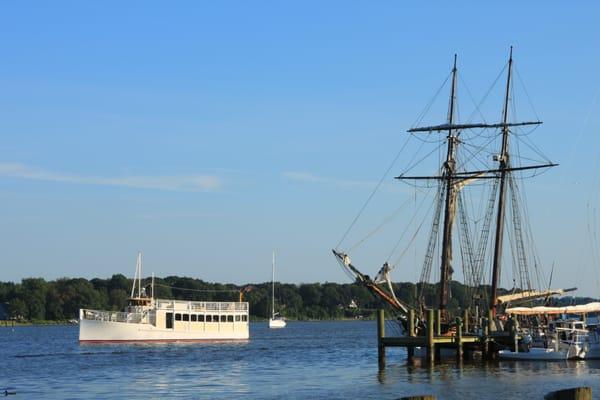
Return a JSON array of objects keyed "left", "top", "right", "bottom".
[{"left": 333, "top": 48, "right": 569, "bottom": 334}]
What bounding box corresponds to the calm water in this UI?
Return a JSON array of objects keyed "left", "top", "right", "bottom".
[{"left": 2, "top": 321, "right": 600, "bottom": 399}]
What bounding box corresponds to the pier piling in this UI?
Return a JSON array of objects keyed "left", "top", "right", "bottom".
[
  {"left": 455, "top": 317, "right": 463, "bottom": 360},
  {"left": 377, "top": 308, "right": 385, "bottom": 369},
  {"left": 426, "top": 309, "right": 435, "bottom": 364},
  {"left": 407, "top": 309, "right": 415, "bottom": 362},
  {"left": 378, "top": 308, "right": 487, "bottom": 367},
  {"left": 545, "top": 387, "right": 592, "bottom": 400}
]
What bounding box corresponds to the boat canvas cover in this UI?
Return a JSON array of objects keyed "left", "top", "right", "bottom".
[
  {"left": 496, "top": 289, "right": 572, "bottom": 305},
  {"left": 506, "top": 302, "right": 600, "bottom": 315}
]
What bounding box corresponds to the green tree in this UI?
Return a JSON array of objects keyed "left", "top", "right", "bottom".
[
  {"left": 108, "top": 289, "right": 129, "bottom": 310},
  {"left": 299, "top": 283, "right": 321, "bottom": 306},
  {"left": 45, "top": 286, "right": 65, "bottom": 320},
  {"left": 59, "top": 278, "right": 105, "bottom": 318},
  {"left": 21, "top": 278, "right": 48, "bottom": 320},
  {"left": 8, "top": 298, "right": 27, "bottom": 319},
  {"left": 109, "top": 274, "right": 131, "bottom": 294}
]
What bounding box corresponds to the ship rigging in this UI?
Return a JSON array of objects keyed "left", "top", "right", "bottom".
[{"left": 333, "top": 48, "right": 566, "bottom": 327}]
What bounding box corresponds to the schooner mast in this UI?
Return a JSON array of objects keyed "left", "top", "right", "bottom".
[
  {"left": 488, "top": 47, "right": 560, "bottom": 314},
  {"left": 490, "top": 47, "right": 515, "bottom": 316},
  {"left": 438, "top": 54, "right": 459, "bottom": 312},
  {"left": 402, "top": 54, "right": 479, "bottom": 313}
]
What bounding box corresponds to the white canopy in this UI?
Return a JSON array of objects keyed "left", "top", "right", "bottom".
[{"left": 506, "top": 302, "right": 600, "bottom": 316}]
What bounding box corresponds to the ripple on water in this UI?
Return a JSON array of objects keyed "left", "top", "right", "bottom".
[{"left": 3, "top": 322, "right": 600, "bottom": 399}]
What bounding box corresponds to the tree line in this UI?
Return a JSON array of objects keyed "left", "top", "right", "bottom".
[{"left": 0, "top": 275, "right": 595, "bottom": 322}]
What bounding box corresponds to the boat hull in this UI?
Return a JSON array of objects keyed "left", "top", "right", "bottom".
[
  {"left": 79, "top": 317, "right": 249, "bottom": 343},
  {"left": 268, "top": 318, "right": 286, "bottom": 329},
  {"left": 499, "top": 347, "right": 582, "bottom": 361}
]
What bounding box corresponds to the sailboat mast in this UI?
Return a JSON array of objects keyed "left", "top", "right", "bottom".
[
  {"left": 438, "top": 54, "right": 459, "bottom": 311},
  {"left": 138, "top": 251, "right": 142, "bottom": 298},
  {"left": 490, "top": 47, "right": 513, "bottom": 315},
  {"left": 272, "top": 251, "right": 275, "bottom": 318}
]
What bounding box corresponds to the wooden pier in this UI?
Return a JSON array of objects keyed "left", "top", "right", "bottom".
[{"left": 376, "top": 308, "right": 514, "bottom": 367}]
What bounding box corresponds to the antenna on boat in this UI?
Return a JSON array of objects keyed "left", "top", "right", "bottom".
[{"left": 152, "top": 272, "right": 155, "bottom": 301}]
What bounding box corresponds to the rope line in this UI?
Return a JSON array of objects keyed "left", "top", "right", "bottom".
[
  {"left": 335, "top": 135, "right": 411, "bottom": 249},
  {"left": 154, "top": 283, "right": 240, "bottom": 293}
]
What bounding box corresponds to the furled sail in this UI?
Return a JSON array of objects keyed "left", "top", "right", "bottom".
[
  {"left": 496, "top": 288, "right": 577, "bottom": 305},
  {"left": 506, "top": 302, "right": 600, "bottom": 315}
]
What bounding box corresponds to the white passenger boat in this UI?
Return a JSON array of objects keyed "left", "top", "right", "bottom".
[{"left": 79, "top": 253, "right": 249, "bottom": 343}]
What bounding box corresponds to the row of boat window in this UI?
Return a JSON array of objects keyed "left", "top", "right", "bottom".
[{"left": 174, "top": 313, "right": 248, "bottom": 323}]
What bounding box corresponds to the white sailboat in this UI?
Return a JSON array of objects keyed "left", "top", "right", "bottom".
[{"left": 268, "top": 251, "right": 286, "bottom": 329}]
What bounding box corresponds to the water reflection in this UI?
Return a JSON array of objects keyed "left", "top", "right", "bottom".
[
  {"left": 374, "top": 357, "right": 600, "bottom": 399},
  {"left": 6, "top": 322, "right": 600, "bottom": 399}
]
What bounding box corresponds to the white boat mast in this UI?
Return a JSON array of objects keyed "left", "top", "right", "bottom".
[
  {"left": 272, "top": 251, "right": 275, "bottom": 319},
  {"left": 131, "top": 251, "right": 143, "bottom": 298}
]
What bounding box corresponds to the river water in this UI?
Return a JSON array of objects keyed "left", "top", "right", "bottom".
[{"left": 2, "top": 321, "right": 600, "bottom": 399}]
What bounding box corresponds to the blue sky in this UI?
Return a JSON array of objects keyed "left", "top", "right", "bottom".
[{"left": 1, "top": 2, "right": 600, "bottom": 296}]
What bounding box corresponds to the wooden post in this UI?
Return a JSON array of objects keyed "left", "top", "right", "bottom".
[
  {"left": 544, "top": 387, "right": 592, "bottom": 400},
  {"left": 455, "top": 317, "right": 463, "bottom": 360},
  {"left": 377, "top": 309, "right": 385, "bottom": 369},
  {"left": 426, "top": 309, "right": 435, "bottom": 364},
  {"left": 511, "top": 316, "right": 519, "bottom": 352},
  {"left": 486, "top": 308, "right": 494, "bottom": 359},
  {"left": 462, "top": 308, "right": 469, "bottom": 334},
  {"left": 408, "top": 309, "right": 415, "bottom": 362},
  {"left": 482, "top": 317, "right": 489, "bottom": 358},
  {"left": 435, "top": 309, "right": 442, "bottom": 336}
]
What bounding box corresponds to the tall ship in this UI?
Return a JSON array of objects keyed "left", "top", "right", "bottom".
[
  {"left": 332, "top": 48, "right": 571, "bottom": 340},
  {"left": 79, "top": 252, "right": 250, "bottom": 343}
]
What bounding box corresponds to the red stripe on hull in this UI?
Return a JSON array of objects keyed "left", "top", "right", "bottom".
[{"left": 79, "top": 339, "right": 249, "bottom": 344}]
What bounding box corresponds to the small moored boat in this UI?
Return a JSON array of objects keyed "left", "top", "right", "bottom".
[
  {"left": 268, "top": 251, "right": 286, "bottom": 329},
  {"left": 499, "top": 319, "right": 589, "bottom": 360}
]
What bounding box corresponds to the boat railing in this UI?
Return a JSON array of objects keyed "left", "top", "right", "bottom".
[
  {"left": 553, "top": 327, "right": 589, "bottom": 345},
  {"left": 154, "top": 299, "right": 249, "bottom": 313},
  {"left": 80, "top": 309, "right": 145, "bottom": 324}
]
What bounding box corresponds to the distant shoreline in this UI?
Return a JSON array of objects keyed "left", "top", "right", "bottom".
[
  {"left": 0, "top": 320, "right": 77, "bottom": 327},
  {"left": 2, "top": 276, "right": 596, "bottom": 323}
]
